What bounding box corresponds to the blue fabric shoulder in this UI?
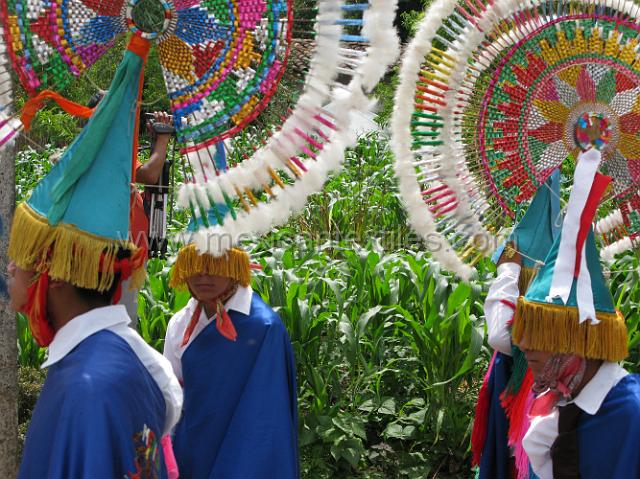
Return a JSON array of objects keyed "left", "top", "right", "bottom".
[
  {"left": 173, "top": 293, "right": 299, "bottom": 479},
  {"left": 19, "top": 330, "right": 167, "bottom": 479},
  {"left": 578, "top": 374, "right": 640, "bottom": 479},
  {"left": 245, "top": 292, "right": 283, "bottom": 325}
]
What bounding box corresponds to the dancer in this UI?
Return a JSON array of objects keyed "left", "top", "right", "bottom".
[
  {"left": 514, "top": 151, "right": 640, "bottom": 479},
  {"left": 164, "top": 239, "right": 299, "bottom": 478},
  {"left": 7, "top": 37, "right": 182, "bottom": 478},
  {"left": 473, "top": 173, "right": 561, "bottom": 479}
]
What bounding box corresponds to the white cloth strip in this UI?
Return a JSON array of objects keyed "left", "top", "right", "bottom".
[
  {"left": 576, "top": 246, "right": 597, "bottom": 324},
  {"left": 547, "top": 149, "right": 601, "bottom": 320}
]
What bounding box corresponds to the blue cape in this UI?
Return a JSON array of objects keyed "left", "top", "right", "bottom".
[
  {"left": 478, "top": 352, "right": 512, "bottom": 479},
  {"left": 172, "top": 293, "right": 299, "bottom": 478},
  {"left": 19, "top": 330, "right": 168, "bottom": 478},
  {"left": 578, "top": 374, "right": 640, "bottom": 478}
]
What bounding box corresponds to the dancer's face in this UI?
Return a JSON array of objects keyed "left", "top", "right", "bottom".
[
  {"left": 7, "top": 261, "right": 35, "bottom": 312},
  {"left": 521, "top": 347, "right": 553, "bottom": 380},
  {"left": 186, "top": 274, "right": 233, "bottom": 303}
]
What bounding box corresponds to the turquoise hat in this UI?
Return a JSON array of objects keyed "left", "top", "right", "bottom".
[
  {"left": 514, "top": 229, "right": 628, "bottom": 361},
  {"left": 8, "top": 37, "right": 152, "bottom": 293},
  {"left": 491, "top": 169, "right": 561, "bottom": 291},
  {"left": 508, "top": 169, "right": 561, "bottom": 270}
]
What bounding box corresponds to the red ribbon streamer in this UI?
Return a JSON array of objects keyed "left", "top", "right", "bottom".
[{"left": 574, "top": 173, "right": 611, "bottom": 277}]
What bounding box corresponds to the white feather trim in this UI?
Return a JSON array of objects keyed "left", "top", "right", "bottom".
[
  {"left": 595, "top": 209, "right": 624, "bottom": 235},
  {"left": 174, "top": 0, "right": 399, "bottom": 255},
  {"left": 390, "top": 0, "right": 475, "bottom": 281},
  {"left": 359, "top": 0, "right": 401, "bottom": 92},
  {"left": 601, "top": 236, "right": 634, "bottom": 263},
  {"left": 191, "top": 133, "right": 348, "bottom": 257}
]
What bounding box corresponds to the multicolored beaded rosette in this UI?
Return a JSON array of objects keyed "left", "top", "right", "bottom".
[
  {"left": 0, "top": 0, "right": 400, "bottom": 255},
  {"left": 391, "top": 0, "right": 640, "bottom": 279}
]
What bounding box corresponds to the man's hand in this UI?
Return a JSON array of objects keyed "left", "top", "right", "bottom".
[
  {"left": 146, "top": 111, "right": 174, "bottom": 136},
  {"left": 138, "top": 111, "right": 174, "bottom": 186}
]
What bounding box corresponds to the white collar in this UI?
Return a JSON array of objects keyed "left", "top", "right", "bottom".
[
  {"left": 221, "top": 285, "right": 253, "bottom": 316},
  {"left": 42, "top": 305, "right": 131, "bottom": 369},
  {"left": 569, "top": 361, "right": 628, "bottom": 415},
  {"left": 171, "top": 286, "right": 254, "bottom": 356},
  {"left": 187, "top": 285, "right": 253, "bottom": 321},
  {"left": 41, "top": 304, "right": 183, "bottom": 434}
]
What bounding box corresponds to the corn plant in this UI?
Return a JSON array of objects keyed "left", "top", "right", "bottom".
[
  {"left": 609, "top": 253, "right": 640, "bottom": 371},
  {"left": 249, "top": 237, "right": 486, "bottom": 478},
  {"left": 137, "top": 258, "right": 191, "bottom": 351},
  {"left": 17, "top": 314, "right": 45, "bottom": 369}
]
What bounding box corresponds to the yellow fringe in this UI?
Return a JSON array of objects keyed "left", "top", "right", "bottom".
[
  {"left": 512, "top": 297, "right": 629, "bottom": 362},
  {"left": 518, "top": 266, "right": 540, "bottom": 294},
  {"left": 170, "top": 244, "right": 251, "bottom": 289},
  {"left": 8, "top": 203, "right": 145, "bottom": 292},
  {"left": 129, "top": 261, "right": 147, "bottom": 292}
]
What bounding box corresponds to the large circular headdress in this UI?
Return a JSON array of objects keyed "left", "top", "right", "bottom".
[
  {"left": 2, "top": 0, "right": 294, "bottom": 140},
  {"left": 0, "top": 0, "right": 400, "bottom": 253},
  {"left": 392, "top": 0, "right": 640, "bottom": 278}
]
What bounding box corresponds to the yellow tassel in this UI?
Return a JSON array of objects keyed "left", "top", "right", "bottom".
[
  {"left": 518, "top": 266, "right": 540, "bottom": 294},
  {"left": 8, "top": 203, "right": 144, "bottom": 293},
  {"left": 170, "top": 244, "right": 252, "bottom": 289},
  {"left": 129, "top": 263, "right": 147, "bottom": 292},
  {"left": 512, "top": 297, "right": 629, "bottom": 362}
]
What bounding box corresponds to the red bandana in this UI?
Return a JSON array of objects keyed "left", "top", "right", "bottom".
[
  {"left": 25, "top": 270, "right": 55, "bottom": 347},
  {"left": 182, "top": 284, "right": 239, "bottom": 346}
]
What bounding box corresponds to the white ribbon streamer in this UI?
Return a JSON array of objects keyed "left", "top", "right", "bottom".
[
  {"left": 547, "top": 149, "right": 602, "bottom": 323},
  {"left": 576, "top": 247, "right": 598, "bottom": 324}
]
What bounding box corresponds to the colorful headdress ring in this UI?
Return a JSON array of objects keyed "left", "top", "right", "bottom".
[
  {"left": 0, "top": 0, "right": 400, "bottom": 258},
  {"left": 392, "top": 0, "right": 640, "bottom": 278}
]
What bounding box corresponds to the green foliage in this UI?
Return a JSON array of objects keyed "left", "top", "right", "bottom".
[
  {"left": 20, "top": 109, "right": 79, "bottom": 148},
  {"left": 400, "top": 9, "right": 426, "bottom": 38},
  {"left": 131, "top": 0, "right": 168, "bottom": 34},
  {"left": 609, "top": 254, "right": 640, "bottom": 371},
  {"left": 17, "top": 314, "right": 46, "bottom": 369},
  {"left": 15, "top": 147, "right": 57, "bottom": 202},
  {"left": 374, "top": 70, "right": 400, "bottom": 129},
  {"left": 248, "top": 239, "right": 487, "bottom": 478},
  {"left": 291, "top": 134, "right": 413, "bottom": 246},
  {"left": 137, "top": 258, "right": 191, "bottom": 351}
]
